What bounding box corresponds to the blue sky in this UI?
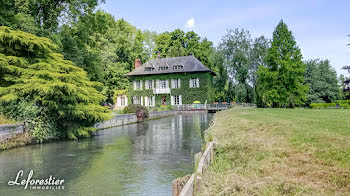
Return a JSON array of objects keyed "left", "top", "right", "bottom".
[{"left": 100, "top": 0, "right": 350, "bottom": 75}]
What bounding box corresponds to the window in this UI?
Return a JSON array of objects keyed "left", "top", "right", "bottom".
[
  {"left": 190, "top": 78, "right": 199, "bottom": 88},
  {"left": 174, "top": 95, "right": 180, "bottom": 105},
  {"left": 148, "top": 80, "right": 153, "bottom": 89},
  {"left": 172, "top": 79, "right": 180, "bottom": 88},
  {"left": 146, "top": 96, "right": 154, "bottom": 106},
  {"left": 133, "top": 96, "right": 142, "bottom": 105},
  {"left": 120, "top": 97, "right": 126, "bottom": 106},
  {"left": 135, "top": 81, "right": 141, "bottom": 90},
  {"left": 144, "top": 67, "right": 154, "bottom": 71},
  {"left": 159, "top": 66, "right": 168, "bottom": 71},
  {"left": 145, "top": 80, "right": 153, "bottom": 89},
  {"left": 160, "top": 80, "right": 167, "bottom": 89},
  {"left": 173, "top": 65, "right": 183, "bottom": 70}
]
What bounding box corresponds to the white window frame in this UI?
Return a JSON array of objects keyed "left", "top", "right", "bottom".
[
  {"left": 160, "top": 80, "right": 167, "bottom": 89},
  {"left": 120, "top": 97, "right": 126, "bottom": 106},
  {"left": 148, "top": 80, "right": 153, "bottom": 89},
  {"left": 172, "top": 79, "right": 180, "bottom": 88},
  {"left": 135, "top": 81, "right": 142, "bottom": 90},
  {"left": 190, "top": 78, "right": 199, "bottom": 88},
  {"left": 133, "top": 96, "right": 142, "bottom": 105},
  {"left": 174, "top": 95, "right": 180, "bottom": 105}
]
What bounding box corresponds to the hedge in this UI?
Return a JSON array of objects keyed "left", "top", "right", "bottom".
[{"left": 310, "top": 102, "right": 350, "bottom": 109}]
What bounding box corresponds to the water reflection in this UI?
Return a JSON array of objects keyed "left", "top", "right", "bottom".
[{"left": 0, "top": 113, "right": 212, "bottom": 196}]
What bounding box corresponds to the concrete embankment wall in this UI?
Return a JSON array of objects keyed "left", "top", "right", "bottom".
[
  {"left": 94, "top": 110, "right": 180, "bottom": 130},
  {"left": 0, "top": 124, "right": 24, "bottom": 140},
  {"left": 0, "top": 110, "right": 187, "bottom": 140}
]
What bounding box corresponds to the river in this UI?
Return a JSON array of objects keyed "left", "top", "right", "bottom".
[{"left": 0, "top": 113, "right": 213, "bottom": 196}]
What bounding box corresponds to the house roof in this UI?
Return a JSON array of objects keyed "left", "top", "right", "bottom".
[{"left": 125, "top": 56, "right": 216, "bottom": 76}]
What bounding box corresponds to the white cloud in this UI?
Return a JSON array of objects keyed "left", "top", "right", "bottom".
[{"left": 186, "top": 18, "right": 195, "bottom": 28}]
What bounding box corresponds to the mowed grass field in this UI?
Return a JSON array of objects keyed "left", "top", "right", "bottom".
[{"left": 201, "top": 107, "right": 350, "bottom": 195}]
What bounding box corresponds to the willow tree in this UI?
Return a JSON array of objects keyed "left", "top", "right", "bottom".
[
  {"left": 0, "top": 26, "right": 110, "bottom": 140},
  {"left": 256, "top": 20, "right": 308, "bottom": 107}
]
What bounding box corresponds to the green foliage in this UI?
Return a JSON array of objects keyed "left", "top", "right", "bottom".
[
  {"left": 339, "top": 74, "right": 350, "bottom": 100},
  {"left": 217, "top": 29, "right": 269, "bottom": 103},
  {"left": 310, "top": 103, "right": 350, "bottom": 109},
  {"left": 154, "top": 29, "right": 215, "bottom": 69},
  {"left": 0, "top": 0, "right": 104, "bottom": 35},
  {"left": 256, "top": 20, "right": 308, "bottom": 108},
  {"left": 123, "top": 104, "right": 149, "bottom": 118},
  {"left": 0, "top": 27, "right": 110, "bottom": 140},
  {"left": 60, "top": 11, "right": 146, "bottom": 102},
  {"left": 304, "top": 59, "right": 341, "bottom": 104}
]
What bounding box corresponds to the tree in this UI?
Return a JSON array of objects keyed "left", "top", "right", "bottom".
[
  {"left": 154, "top": 29, "right": 214, "bottom": 66},
  {"left": 339, "top": 74, "right": 350, "bottom": 99},
  {"left": 341, "top": 66, "right": 350, "bottom": 99},
  {"left": 304, "top": 59, "right": 340, "bottom": 104},
  {"left": 0, "top": 26, "right": 110, "bottom": 140},
  {"left": 0, "top": 0, "right": 104, "bottom": 35},
  {"left": 219, "top": 29, "right": 254, "bottom": 103},
  {"left": 143, "top": 30, "right": 157, "bottom": 59},
  {"left": 256, "top": 20, "right": 308, "bottom": 107},
  {"left": 60, "top": 11, "right": 147, "bottom": 102},
  {"left": 250, "top": 36, "right": 270, "bottom": 90}
]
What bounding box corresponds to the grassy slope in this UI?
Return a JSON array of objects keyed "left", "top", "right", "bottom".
[{"left": 201, "top": 107, "right": 350, "bottom": 195}]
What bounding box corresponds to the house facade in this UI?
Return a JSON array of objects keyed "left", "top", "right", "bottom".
[{"left": 125, "top": 56, "right": 216, "bottom": 107}]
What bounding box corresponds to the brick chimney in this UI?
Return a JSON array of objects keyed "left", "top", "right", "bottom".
[{"left": 134, "top": 59, "right": 141, "bottom": 69}]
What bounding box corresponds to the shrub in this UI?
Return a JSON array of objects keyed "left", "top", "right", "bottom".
[
  {"left": 310, "top": 102, "right": 350, "bottom": 109},
  {"left": 159, "top": 105, "right": 168, "bottom": 111},
  {"left": 334, "top": 100, "right": 350, "bottom": 104},
  {"left": 123, "top": 104, "right": 148, "bottom": 118}
]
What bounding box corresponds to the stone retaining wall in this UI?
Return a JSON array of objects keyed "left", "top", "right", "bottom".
[
  {"left": 0, "top": 124, "right": 24, "bottom": 140},
  {"left": 94, "top": 110, "right": 179, "bottom": 130}
]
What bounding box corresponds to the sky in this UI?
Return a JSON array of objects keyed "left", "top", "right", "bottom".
[{"left": 100, "top": 0, "right": 350, "bottom": 76}]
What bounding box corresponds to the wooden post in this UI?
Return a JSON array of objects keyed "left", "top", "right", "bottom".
[{"left": 172, "top": 179, "right": 179, "bottom": 196}]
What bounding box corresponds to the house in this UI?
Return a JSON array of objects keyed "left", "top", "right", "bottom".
[{"left": 124, "top": 56, "right": 216, "bottom": 107}]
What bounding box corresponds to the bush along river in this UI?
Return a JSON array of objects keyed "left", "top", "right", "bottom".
[{"left": 0, "top": 113, "right": 213, "bottom": 196}]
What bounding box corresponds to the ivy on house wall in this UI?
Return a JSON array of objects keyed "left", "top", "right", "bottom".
[{"left": 126, "top": 72, "right": 214, "bottom": 105}]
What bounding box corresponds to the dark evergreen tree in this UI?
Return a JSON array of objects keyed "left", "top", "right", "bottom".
[{"left": 304, "top": 59, "right": 340, "bottom": 104}]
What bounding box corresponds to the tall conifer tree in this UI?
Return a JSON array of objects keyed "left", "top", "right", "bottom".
[{"left": 256, "top": 20, "right": 308, "bottom": 107}]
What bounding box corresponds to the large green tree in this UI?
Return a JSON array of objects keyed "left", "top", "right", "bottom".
[
  {"left": 219, "top": 29, "right": 254, "bottom": 103},
  {"left": 0, "top": 27, "right": 110, "bottom": 140},
  {"left": 256, "top": 20, "right": 308, "bottom": 107},
  {"left": 0, "top": 0, "right": 104, "bottom": 35},
  {"left": 250, "top": 36, "right": 270, "bottom": 90},
  {"left": 60, "top": 11, "right": 146, "bottom": 102},
  {"left": 304, "top": 59, "right": 340, "bottom": 103},
  {"left": 154, "top": 29, "right": 214, "bottom": 68}
]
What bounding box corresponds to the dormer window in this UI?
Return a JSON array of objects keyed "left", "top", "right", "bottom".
[
  {"left": 159, "top": 66, "right": 168, "bottom": 71},
  {"left": 144, "top": 67, "right": 154, "bottom": 71},
  {"left": 173, "top": 65, "right": 183, "bottom": 70}
]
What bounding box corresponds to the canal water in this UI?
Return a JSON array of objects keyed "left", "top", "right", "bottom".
[{"left": 0, "top": 113, "right": 213, "bottom": 196}]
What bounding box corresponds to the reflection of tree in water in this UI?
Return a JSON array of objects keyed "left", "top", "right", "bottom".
[{"left": 136, "top": 122, "right": 148, "bottom": 136}]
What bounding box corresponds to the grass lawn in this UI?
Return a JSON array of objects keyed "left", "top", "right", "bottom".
[
  {"left": 201, "top": 107, "right": 350, "bottom": 195},
  {"left": 0, "top": 115, "right": 16, "bottom": 125}
]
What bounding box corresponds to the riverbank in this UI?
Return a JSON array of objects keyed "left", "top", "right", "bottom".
[
  {"left": 199, "top": 107, "right": 350, "bottom": 195},
  {"left": 0, "top": 110, "right": 186, "bottom": 150}
]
